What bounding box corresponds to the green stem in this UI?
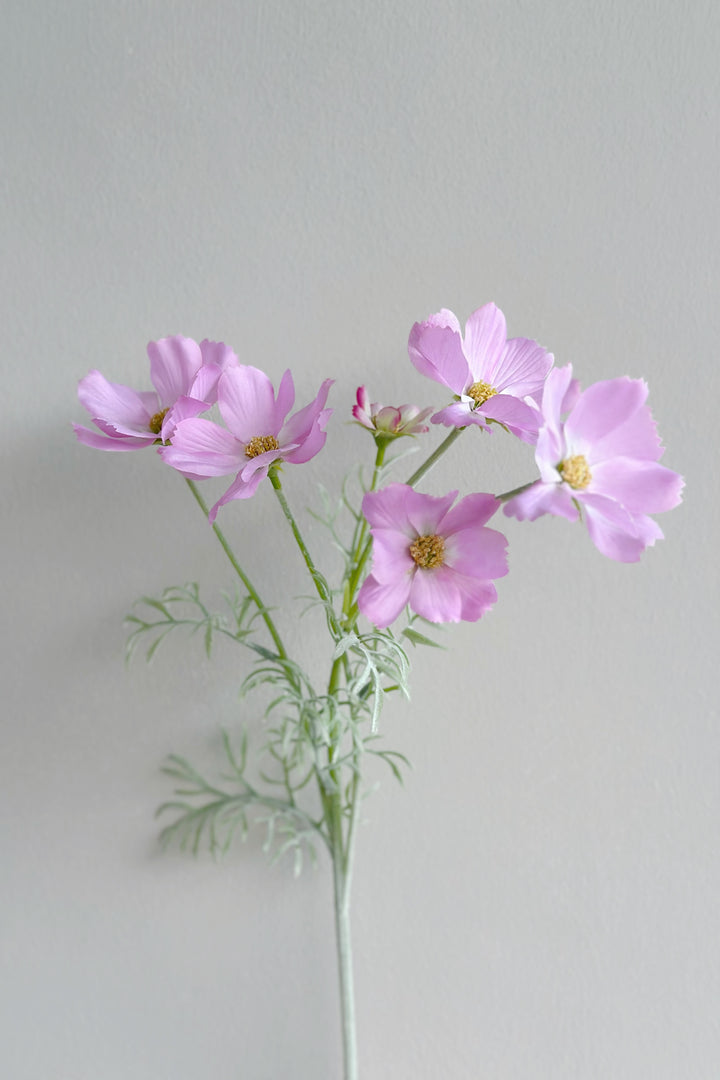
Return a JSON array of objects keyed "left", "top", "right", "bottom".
[
  {"left": 496, "top": 480, "right": 534, "bottom": 502},
  {"left": 331, "top": 800, "right": 357, "bottom": 1080},
  {"left": 185, "top": 479, "right": 287, "bottom": 659},
  {"left": 404, "top": 426, "right": 466, "bottom": 487},
  {"left": 268, "top": 468, "right": 342, "bottom": 639}
]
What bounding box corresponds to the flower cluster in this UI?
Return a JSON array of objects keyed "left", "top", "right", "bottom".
[{"left": 75, "top": 302, "right": 683, "bottom": 629}]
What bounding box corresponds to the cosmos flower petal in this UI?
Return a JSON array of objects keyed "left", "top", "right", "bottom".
[
  {"left": 431, "top": 402, "right": 491, "bottom": 429},
  {"left": 462, "top": 303, "right": 508, "bottom": 380},
  {"left": 503, "top": 482, "right": 579, "bottom": 522},
  {"left": 147, "top": 336, "right": 203, "bottom": 406},
  {"left": 240, "top": 443, "right": 299, "bottom": 479},
  {"left": 409, "top": 566, "right": 464, "bottom": 623},
  {"left": 491, "top": 337, "right": 554, "bottom": 397},
  {"left": 218, "top": 366, "right": 280, "bottom": 440},
  {"left": 282, "top": 408, "right": 331, "bottom": 464},
  {"left": 159, "top": 418, "right": 246, "bottom": 477},
  {"left": 199, "top": 339, "right": 239, "bottom": 371},
  {"left": 362, "top": 484, "right": 415, "bottom": 537},
  {"left": 479, "top": 394, "right": 540, "bottom": 441},
  {"left": 367, "top": 527, "right": 416, "bottom": 584},
  {"left": 565, "top": 377, "right": 648, "bottom": 447},
  {"left": 73, "top": 424, "right": 156, "bottom": 451},
  {"left": 404, "top": 487, "right": 458, "bottom": 536},
  {"left": 356, "top": 573, "right": 412, "bottom": 630},
  {"left": 209, "top": 469, "right": 267, "bottom": 524},
  {"left": 408, "top": 321, "right": 470, "bottom": 394},
  {"left": 161, "top": 395, "right": 210, "bottom": 442},
  {"left": 452, "top": 574, "right": 499, "bottom": 621},
  {"left": 440, "top": 492, "right": 500, "bottom": 533},
  {"left": 589, "top": 404, "right": 663, "bottom": 463},
  {"left": 580, "top": 493, "right": 647, "bottom": 563},
  {"left": 444, "top": 525, "right": 509, "bottom": 581},
  {"left": 78, "top": 370, "right": 156, "bottom": 432},
  {"left": 274, "top": 369, "right": 296, "bottom": 425},
  {"left": 540, "top": 364, "right": 575, "bottom": 438},
  {"left": 590, "top": 458, "right": 684, "bottom": 514},
  {"left": 280, "top": 379, "right": 334, "bottom": 445}
]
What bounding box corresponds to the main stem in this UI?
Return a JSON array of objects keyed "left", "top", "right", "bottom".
[
  {"left": 331, "top": 803, "right": 357, "bottom": 1080},
  {"left": 266, "top": 429, "right": 468, "bottom": 1080}
]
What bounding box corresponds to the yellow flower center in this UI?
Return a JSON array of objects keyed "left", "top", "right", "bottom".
[
  {"left": 466, "top": 381, "right": 498, "bottom": 407},
  {"left": 148, "top": 407, "right": 169, "bottom": 435},
  {"left": 245, "top": 434, "right": 280, "bottom": 459},
  {"left": 558, "top": 454, "right": 592, "bottom": 490},
  {"left": 409, "top": 534, "right": 446, "bottom": 569}
]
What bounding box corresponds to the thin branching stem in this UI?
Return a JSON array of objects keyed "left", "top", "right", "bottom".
[{"left": 185, "top": 479, "right": 288, "bottom": 659}]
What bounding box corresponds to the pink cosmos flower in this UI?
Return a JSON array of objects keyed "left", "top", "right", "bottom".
[
  {"left": 408, "top": 303, "right": 554, "bottom": 443},
  {"left": 74, "top": 337, "right": 238, "bottom": 450},
  {"left": 503, "top": 365, "right": 684, "bottom": 562},
  {"left": 352, "top": 386, "right": 433, "bottom": 437},
  {"left": 160, "top": 365, "right": 333, "bottom": 522},
  {"left": 357, "top": 484, "right": 508, "bottom": 628}
]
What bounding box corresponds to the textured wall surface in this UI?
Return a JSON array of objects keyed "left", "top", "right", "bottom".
[{"left": 2, "top": 2, "right": 718, "bottom": 1077}]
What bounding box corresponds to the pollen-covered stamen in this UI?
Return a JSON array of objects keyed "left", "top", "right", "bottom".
[
  {"left": 409, "top": 533, "right": 446, "bottom": 569},
  {"left": 148, "top": 407, "right": 169, "bottom": 435},
  {"left": 245, "top": 434, "right": 280, "bottom": 459},
  {"left": 466, "top": 381, "right": 498, "bottom": 408},
  {"left": 559, "top": 454, "right": 592, "bottom": 490}
]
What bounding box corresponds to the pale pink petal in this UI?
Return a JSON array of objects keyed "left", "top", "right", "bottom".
[
  {"left": 362, "top": 484, "right": 416, "bottom": 538},
  {"left": 431, "top": 402, "right": 491, "bottom": 429},
  {"left": 352, "top": 402, "right": 374, "bottom": 429},
  {"left": 374, "top": 405, "right": 403, "bottom": 431},
  {"left": 218, "top": 366, "right": 280, "bottom": 440},
  {"left": 279, "top": 379, "right": 334, "bottom": 446},
  {"left": 443, "top": 525, "right": 509, "bottom": 581},
  {"left": 409, "top": 566, "right": 463, "bottom": 623},
  {"left": 489, "top": 337, "right": 553, "bottom": 397},
  {"left": 503, "top": 482, "right": 579, "bottom": 522},
  {"left": 73, "top": 424, "right": 155, "bottom": 451},
  {"left": 426, "top": 308, "right": 463, "bottom": 334},
  {"left": 480, "top": 394, "right": 540, "bottom": 441},
  {"left": 580, "top": 493, "right": 647, "bottom": 562},
  {"left": 451, "top": 574, "right": 499, "bottom": 621},
  {"left": 462, "top": 303, "right": 508, "bottom": 381},
  {"left": 565, "top": 377, "right": 648, "bottom": 448},
  {"left": 535, "top": 427, "right": 565, "bottom": 483},
  {"left": 408, "top": 321, "right": 470, "bottom": 395},
  {"left": 209, "top": 469, "right": 267, "bottom": 523},
  {"left": 589, "top": 458, "right": 684, "bottom": 514},
  {"left": 404, "top": 487, "right": 458, "bottom": 537},
  {"left": 199, "top": 340, "right": 239, "bottom": 371},
  {"left": 147, "top": 337, "right": 202, "bottom": 406},
  {"left": 159, "top": 418, "right": 245, "bottom": 477},
  {"left": 629, "top": 512, "right": 664, "bottom": 547},
  {"left": 240, "top": 443, "right": 298, "bottom": 479},
  {"left": 367, "top": 528, "right": 416, "bottom": 583},
  {"left": 78, "top": 370, "right": 156, "bottom": 432},
  {"left": 161, "top": 395, "right": 209, "bottom": 442},
  {"left": 540, "top": 365, "right": 575, "bottom": 438},
  {"left": 282, "top": 408, "right": 332, "bottom": 464},
  {"left": 355, "top": 386, "right": 370, "bottom": 414},
  {"left": 357, "top": 573, "right": 413, "bottom": 629},
  {"left": 274, "top": 369, "right": 296, "bottom": 426},
  {"left": 588, "top": 404, "right": 664, "bottom": 463},
  {"left": 189, "top": 364, "right": 223, "bottom": 404},
  {"left": 440, "top": 492, "right": 500, "bottom": 533}
]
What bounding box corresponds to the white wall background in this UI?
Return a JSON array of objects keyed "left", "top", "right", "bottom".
[{"left": 2, "top": 2, "right": 718, "bottom": 1077}]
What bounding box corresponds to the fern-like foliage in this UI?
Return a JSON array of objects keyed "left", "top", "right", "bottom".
[{"left": 125, "top": 583, "right": 266, "bottom": 663}]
